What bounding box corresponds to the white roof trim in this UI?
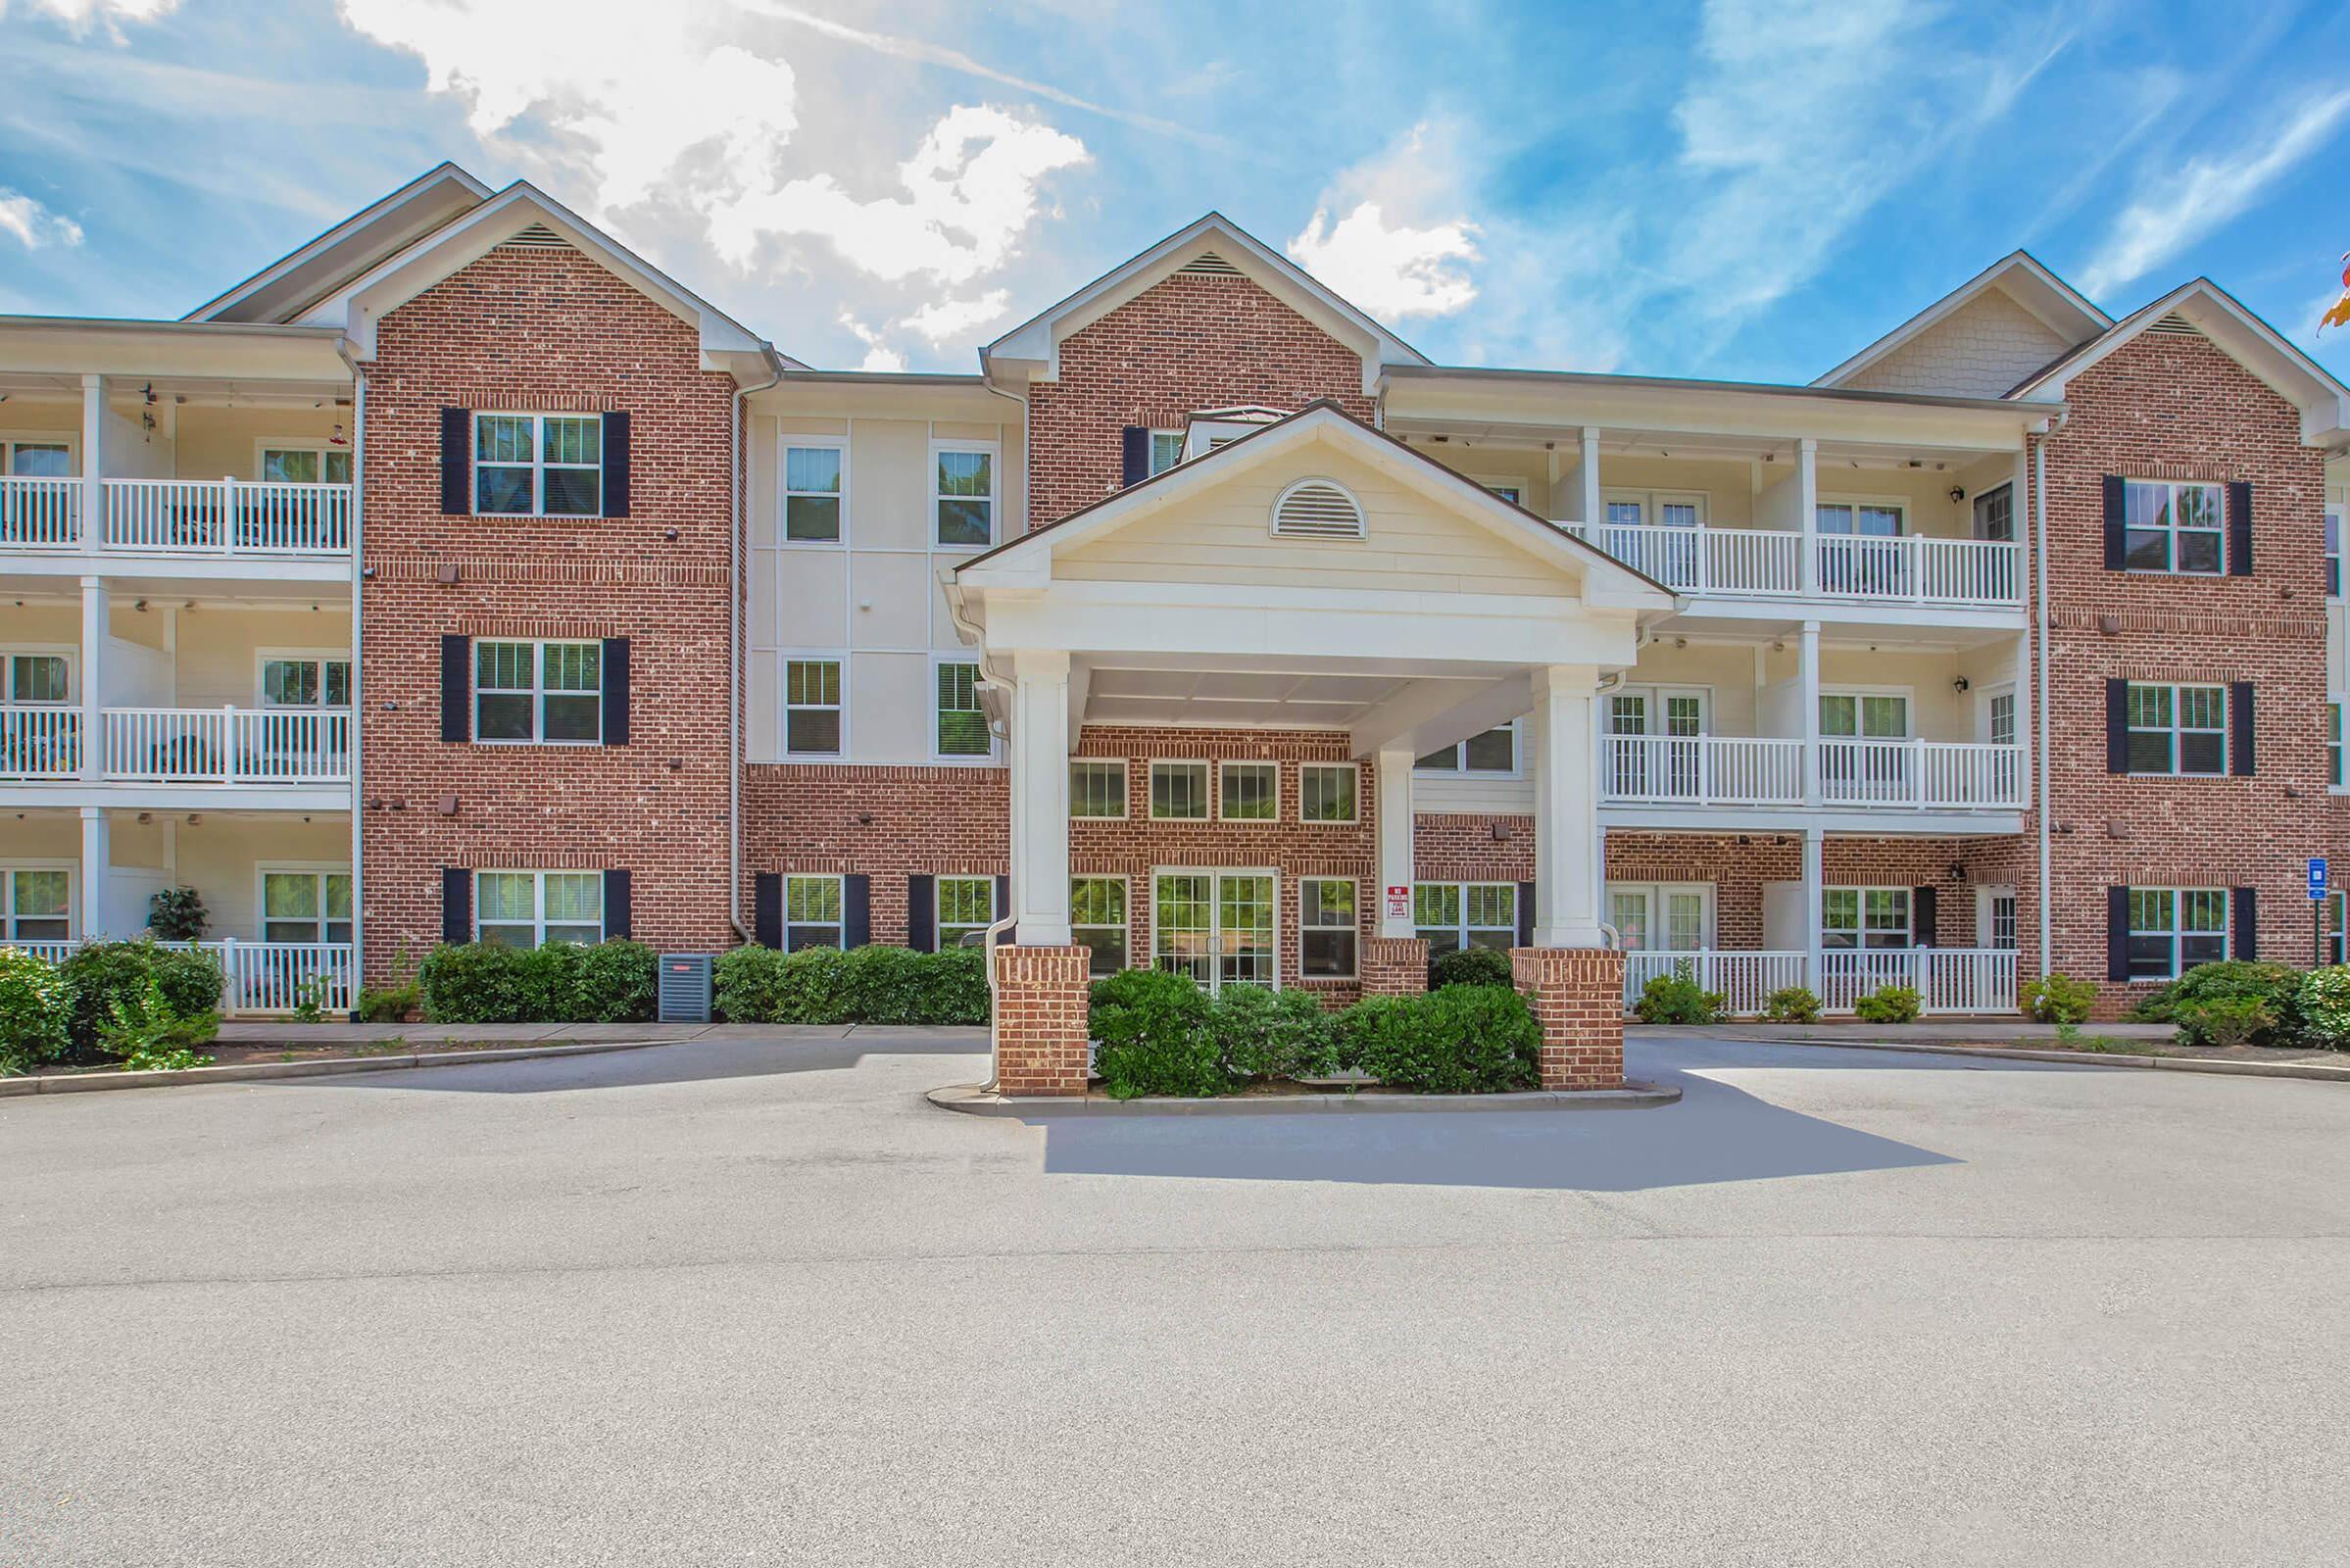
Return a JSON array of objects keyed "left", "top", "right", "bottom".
[
  {"left": 183, "top": 162, "right": 494, "bottom": 325},
  {"left": 1815, "top": 251, "right": 2111, "bottom": 389}
]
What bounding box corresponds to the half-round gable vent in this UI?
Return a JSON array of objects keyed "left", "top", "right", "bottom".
[
  {"left": 500, "top": 221, "right": 574, "bottom": 252},
  {"left": 1271, "top": 478, "right": 1366, "bottom": 540},
  {"left": 1179, "top": 250, "right": 1245, "bottom": 276}
]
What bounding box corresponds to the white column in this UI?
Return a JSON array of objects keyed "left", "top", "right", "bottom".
[
  {"left": 79, "top": 575, "right": 107, "bottom": 784},
  {"left": 1007, "top": 648, "right": 1071, "bottom": 946},
  {"left": 1531, "top": 662, "right": 1605, "bottom": 947},
  {"left": 1802, "top": 827, "right": 1825, "bottom": 999},
  {"left": 1578, "top": 427, "right": 1602, "bottom": 527},
  {"left": 1798, "top": 619, "right": 1821, "bottom": 808},
  {"left": 1374, "top": 747, "right": 1415, "bottom": 938},
  {"left": 79, "top": 806, "right": 109, "bottom": 941},
  {"left": 1795, "top": 436, "right": 1819, "bottom": 597},
  {"left": 79, "top": 373, "right": 107, "bottom": 556}
]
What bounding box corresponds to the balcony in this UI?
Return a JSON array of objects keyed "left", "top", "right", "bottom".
[
  {"left": 0, "top": 476, "right": 353, "bottom": 557},
  {"left": 0, "top": 707, "right": 350, "bottom": 786},
  {"left": 1600, "top": 735, "right": 2025, "bottom": 810},
  {"left": 1567, "top": 523, "right": 2021, "bottom": 608},
  {"left": 1623, "top": 948, "right": 2018, "bottom": 1015}
]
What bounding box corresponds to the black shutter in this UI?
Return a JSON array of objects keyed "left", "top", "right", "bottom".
[
  {"left": 2228, "top": 682, "right": 2254, "bottom": 776},
  {"left": 843, "top": 874, "right": 871, "bottom": 949},
  {"left": 2106, "top": 679, "right": 2130, "bottom": 773},
  {"left": 603, "top": 411, "right": 631, "bottom": 518},
  {"left": 440, "top": 408, "right": 470, "bottom": 514},
  {"left": 441, "top": 635, "right": 471, "bottom": 743},
  {"left": 994, "top": 875, "right": 1010, "bottom": 934},
  {"left": 906, "top": 874, "right": 935, "bottom": 952},
  {"left": 2226, "top": 481, "right": 2252, "bottom": 576},
  {"left": 2102, "top": 475, "right": 2127, "bottom": 569},
  {"left": 1912, "top": 887, "right": 1938, "bottom": 947},
  {"left": 442, "top": 867, "right": 472, "bottom": 945},
  {"left": 2232, "top": 887, "right": 2257, "bottom": 960},
  {"left": 1516, "top": 881, "right": 1537, "bottom": 948},
  {"left": 2107, "top": 886, "right": 2130, "bottom": 982},
  {"left": 603, "top": 869, "right": 632, "bottom": 940},
  {"left": 754, "top": 873, "right": 782, "bottom": 949},
  {"left": 1120, "top": 425, "right": 1150, "bottom": 487},
  {"left": 602, "top": 637, "right": 630, "bottom": 746}
]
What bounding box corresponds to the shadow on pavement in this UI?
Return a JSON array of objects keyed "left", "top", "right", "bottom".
[{"left": 266, "top": 1032, "right": 987, "bottom": 1096}]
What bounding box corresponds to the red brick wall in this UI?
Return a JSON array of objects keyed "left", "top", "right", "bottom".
[
  {"left": 357, "top": 240, "right": 739, "bottom": 981},
  {"left": 741, "top": 763, "right": 1009, "bottom": 947},
  {"left": 1024, "top": 271, "right": 1375, "bottom": 527},
  {"left": 993, "top": 945, "right": 1091, "bottom": 1096}
]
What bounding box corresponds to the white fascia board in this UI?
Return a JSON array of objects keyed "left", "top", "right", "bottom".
[
  {"left": 184, "top": 163, "right": 494, "bottom": 324},
  {"left": 1814, "top": 251, "right": 2110, "bottom": 388},
  {"left": 2019, "top": 279, "right": 2350, "bottom": 429}
]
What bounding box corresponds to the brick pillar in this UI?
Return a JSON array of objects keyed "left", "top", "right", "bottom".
[
  {"left": 992, "top": 945, "right": 1091, "bottom": 1097},
  {"left": 1359, "top": 936, "right": 1430, "bottom": 997},
  {"left": 1511, "top": 947, "right": 1626, "bottom": 1090}
]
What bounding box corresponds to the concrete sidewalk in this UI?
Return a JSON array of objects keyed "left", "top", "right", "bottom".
[
  {"left": 211, "top": 1020, "right": 986, "bottom": 1045},
  {"left": 1660, "top": 1020, "right": 2175, "bottom": 1044}
]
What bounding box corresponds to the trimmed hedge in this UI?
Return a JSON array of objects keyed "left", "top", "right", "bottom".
[
  {"left": 2129, "top": 960, "right": 2305, "bottom": 1048},
  {"left": 1428, "top": 945, "right": 1515, "bottom": 991},
  {"left": 712, "top": 944, "right": 989, "bottom": 1026},
  {"left": 1343, "top": 984, "right": 1542, "bottom": 1094},
  {"left": 2021, "top": 972, "right": 2096, "bottom": 1024},
  {"left": 1089, "top": 968, "right": 1223, "bottom": 1098},
  {"left": 59, "top": 941, "right": 223, "bottom": 1058},
  {"left": 0, "top": 947, "right": 72, "bottom": 1075},
  {"left": 418, "top": 940, "right": 659, "bottom": 1024}
]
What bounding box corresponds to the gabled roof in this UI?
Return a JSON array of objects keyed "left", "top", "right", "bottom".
[
  {"left": 981, "top": 213, "right": 1429, "bottom": 394},
  {"left": 1815, "top": 250, "right": 2110, "bottom": 390},
  {"left": 183, "top": 162, "right": 494, "bottom": 325}
]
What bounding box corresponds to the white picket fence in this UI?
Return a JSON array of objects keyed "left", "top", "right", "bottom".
[
  {"left": 1, "top": 938, "right": 355, "bottom": 1015},
  {"left": 1625, "top": 948, "right": 2018, "bottom": 1016}
]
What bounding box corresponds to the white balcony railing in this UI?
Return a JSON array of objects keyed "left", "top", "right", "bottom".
[
  {"left": 1814, "top": 533, "right": 2021, "bottom": 604},
  {"left": 1602, "top": 736, "right": 2024, "bottom": 810},
  {"left": 100, "top": 707, "right": 351, "bottom": 785},
  {"left": 1573, "top": 523, "right": 1803, "bottom": 596},
  {"left": 1625, "top": 950, "right": 1810, "bottom": 1016},
  {"left": 1567, "top": 522, "right": 2022, "bottom": 607},
  {"left": 1, "top": 939, "right": 355, "bottom": 1016},
  {"left": 0, "top": 475, "right": 81, "bottom": 547},
  {"left": 104, "top": 478, "right": 352, "bottom": 555},
  {"left": 0, "top": 707, "right": 82, "bottom": 779},
  {"left": 1602, "top": 735, "right": 1805, "bottom": 806},
  {"left": 1818, "top": 739, "right": 2025, "bottom": 808},
  {"left": 1624, "top": 949, "right": 2018, "bottom": 1015}
]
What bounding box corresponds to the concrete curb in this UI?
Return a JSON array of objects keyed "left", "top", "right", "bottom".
[
  {"left": 925, "top": 1080, "right": 1684, "bottom": 1116},
  {"left": 1713, "top": 1033, "right": 2350, "bottom": 1083},
  {"left": 0, "top": 1037, "right": 674, "bottom": 1098}
]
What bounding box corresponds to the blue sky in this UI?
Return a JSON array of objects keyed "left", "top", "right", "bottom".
[{"left": 4, "top": 0, "right": 2350, "bottom": 385}]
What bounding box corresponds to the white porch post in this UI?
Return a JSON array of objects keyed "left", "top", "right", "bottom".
[
  {"left": 1798, "top": 618, "right": 1821, "bottom": 808},
  {"left": 1530, "top": 662, "right": 1606, "bottom": 947},
  {"left": 1578, "top": 427, "right": 1602, "bottom": 527},
  {"left": 1803, "top": 826, "right": 1826, "bottom": 1003},
  {"left": 78, "top": 575, "right": 107, "bottom": 785},
  {"left": 1375, "top": 747, "right": 1415, "bottom": 938},
  {"left": 1796, "top": 437, "right": 1819, "bottom": 597},
  {"left": 1006, "top": 648, "right": 1072, "bottom": 946},
  {"left": 78, "top": 806, "right": 109, "bottom": 941},
  {"left": 80, "top": 373, "right": 106, "bottom": 556}
]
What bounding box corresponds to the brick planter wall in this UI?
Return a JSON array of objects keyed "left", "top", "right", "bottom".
[
  {"left": 993, "top": 945, "right": 1092, "bottom": 1097},
  {"left": 1511, "top": 948, "right": 1626, "bottom": 1090},
  {"left": 1359, "top": 937, "right": 1430, "bottom": 997}
]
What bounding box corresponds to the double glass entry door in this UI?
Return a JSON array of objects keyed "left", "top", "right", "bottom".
[
  {"left": 1609, "top": 887, "right": 1706, "bottom": 954},
  {"left": 1607, "top": 689, "right": 1707, "bottom": 799},
  {"left": 1153, "top": 871, "right": 1276, "bottom": 991}
]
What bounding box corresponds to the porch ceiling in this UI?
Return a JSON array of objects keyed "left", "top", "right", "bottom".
[{"left": 1067, "top": 651, "right": 1535, "bottom": 758}]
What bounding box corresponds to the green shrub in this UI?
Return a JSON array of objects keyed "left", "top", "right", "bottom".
[
  {"left": 1760, "top": 985, "right": 1822, "bottom": 1024},
  {"left": 1853, "top": 984, "right": 1922, "bottom": 1024},
  {"left": 711, "top": 944, "right": 989, "bottom": 1025},
  {"left": 1428, "top": 945, "right": 1515, "bottom": 991},
  {"left": 1634, "top": 971, "right": 1724, "bottom": 1024},
  {"left": 1209, "top": 983, "right": 1342, "bottom": 1081},
  {"left": 59, "top": 941, "right": 223, "bottom": 1058},
  {"left": 2174, "top": 996, "right": 2272, "bottom": 1052},
  {"left": 146, "top": 885, "right": 208, "bottom": 941},
  {"left": 355, "top": 982, "right": 420, "bottom": 1023},
  {"left": 713, "top": 944, "right": 798, "bottom": 1023},
  {"left": 2296, "top": 965, "right": 2350, "bottom": 1051},
  {"left": 2129, "top": 961, "right": 2305, "bottom": 1048},
  {"left": 571, "top": 941, "right": 658, "bottom": 1023},
  {"left": 2021, "top": 972, "right": 2097, "bottom": 1024},
  {"left": 0, "top": 947, "right": 72, "bottom": 1075},
  {"left": 418, "top": 941, "right": 658, "bottom": 1024},
  {"left": 1344, "top": 984, "right": 1541, "bottom": 1094},
  {"left": 1089, "top": 967, "right": 1223, "bottom": 1098},
  {"left": 97, "top": 971, "right": 218, "bottom": 1070}
]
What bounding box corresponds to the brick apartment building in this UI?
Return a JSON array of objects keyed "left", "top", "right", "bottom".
[{"left": 4, "top": 163, "right": 2348, "bottom": 1090}]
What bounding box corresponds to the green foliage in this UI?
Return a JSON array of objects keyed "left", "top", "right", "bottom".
[
  {"left": 145, "top": 885, "right": 209, "bottom": 941},
  {"left": 2293, "top": 965, "right": 2350, "bottom": 1051},
  {"left": 1089, "top": 968, "right": 1223, "bottom": 1099},
  {"left": 2174, "top": 996, "right": 2272, "bottom": 1052},
  {"left": 1852, "top": 984, "right": 1922, "bottom": 1024},
  {"left": 710, "top": 944, "right": 990, "bottom": 1025},
  {"left": 1342, "top": 984, "right": 1542, "bottom": 1094},
  {"left": 2128, "top": 961, "right": 2305, "bottom": 1048},
  {"left": 59, "top": 941, "right": 223, "bottom": 1058},
  {"left": 1428, "top": 945, "right": 1515, "bottom": 991},
  {"left": 1760, "top": 985, "right": 1822, "bottom": 1024},
  {"left": 1634, "top": 970, "right": 1725, "bottom": 1024},
  {"left": 2021, "top": 972, "right": 2098, "bottom": 1024},
  {"left": 573, "top": 941, "right": 660, "bottom": 1023},
  {"left": 355, "top": 982, "right": 420, "bottom": 1023},
  {"left": 0, "top": 947, "right": 73, "bottom": 1075},
  {"left": 418, "top": 941, "right": 659, "bottom": 1024},
  {"left": 98, "top": 972, "right": 217, "bottom": 1070},
  {"left": 1209, "top": 983, "right": 1343, "bottom": 1081}
]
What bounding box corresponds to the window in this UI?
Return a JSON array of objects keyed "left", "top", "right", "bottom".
[
  {"left": 1218, "top": 760, "right": 1277, "bottom": 820},
  {"left": 1071, "top": 876, "right": 1128, "bottom": 976},
  {"left": 474, "top": 414, "right": 602, "bottom": 516},
  {"left": 1987, "top": 893, "right": 2018, "bottom": 951},
  {"left": 261, "top": 870, "right": 353, "bottom": 945},
  {"left": 1608, "top": 885, "right": 1708, "bottom": 952},
  {"left": 2123, "top": 480, "right": 2225, "bottom": 574},
  {"left": 2328, "top": 506, "right": 2343, "bottom": 598},
  {"left": 2127, "top": 888, "right": 2228, "bottom": 980},
  {"left": 785, "top": 659, "right": 843, "bottom": 756},
  {"left": 1816, "top": 501, "right": 1905, "bottom": 537},
  {"left": 934, "top": 447, "right": 994, "bottom": 548},
  {"left": 1298, "top": 763, "right": 1357, "bottom": 823},
  {"left": 2332, "top": 702, "right": 2343, "bottom": 791},
  {"left": 935, "top": 662, "right": 989, "bottom": 758},
  {"left": 3, "top": 866, "right": 71, "bottom": 941},
  {"left": 2125, "top": 683, "right": 2226, "bottom": 776},
  {"left": 476, "top": 870, "right": 604, "bottom": 948},
  {"left": 1416, "top": 722, "right": 1517, "bottom": 774},
  {"left": 1822, "top": 888, "right": 1911, "bottom": 950},
  {"left": 1988, "top": 690, "right": 2017, "bottom": 749},
  {"left": 1413, "top": 882, "right": 1517, "bottom": 958},
  {"left": 261, "top": 656, "right": 350, "bottom": 709},
  {"left": 476, "top": 640, "right": 601, "bottom": 744},
  {"left": 1148, "top": 430, "right": 1184, "bottom": 476},
  {"left": 1481, "top": 481, "right": 1523, "bottom": 506},
  {"left": 1820, "top": 692, "right": 1909, "bottom": 739},
  {"left": 1070, "top": 760, "right": 1128, "bottom": 818},
  {"left": 5, "top": 652, "right": 70, "bottom": 704},
  {"left": 785, "top": 875, "right": 844, "bottom": 951},
  {"left": 2331, "top": 891, "right": 2347, "bottom": 967},
  {"left": 2, "top": 440, "right": 72, "bottom": 477},
  {"left": 260, "top": 445, "right": 352, "bottom": 486},
  {"left": 1975, "top": 483, "right": 2014, "bottom": 543},
  {"left": 783, "top": 443, "right": 844, "bottom": 543},
  {"left": 1153, "top": 870, "right": 1275, "bottom": 990},
  {"left": 1150, "top": 760, "right": 1209, "bottom": 820},
  {"left": 1299, "top": 878, "right": 1357, "bottom": 978},
  {"left": 935, "top": 877, "right": 995, "bottom": 950}
]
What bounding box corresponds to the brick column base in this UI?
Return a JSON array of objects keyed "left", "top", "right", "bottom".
[
  {"left": 992, "top": 945, "right": 1092, "bottom": 1097},
  {"left": 1511, "top": 947, "right": 1626, "bottom": 1090},
  {"left": 1359, "top": 936, "right": 1431, "bottom": 997}
]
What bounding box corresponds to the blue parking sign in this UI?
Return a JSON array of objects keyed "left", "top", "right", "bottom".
[{"left": 2311, "top": 858, "right": 2329, "bottom": 901}]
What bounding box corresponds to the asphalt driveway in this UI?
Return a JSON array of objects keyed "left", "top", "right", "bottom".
[{"left": 4, "top": 1030, "right": 2345, "bottom": 1566}]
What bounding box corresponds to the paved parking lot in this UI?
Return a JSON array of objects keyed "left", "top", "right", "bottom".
[{"left": 5, "top": 1029, "right": 2346, "bottom": 1566}]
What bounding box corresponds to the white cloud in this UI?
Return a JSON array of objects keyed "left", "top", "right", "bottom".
[
  {"left": 0, "top": 189, "right": 83, "bottom": 249},
  {"left": 839, "top": 314, "right": 906, "bottom": 373},
  {"left": 902, "top": 289, "right": 1012, "bottom": 345},
  {"left": 1287, "top": 122, "right": 1482, "bottom": 320},
  {"left": 0, "top": 0, "right": 178, "bottom": 40},
  {"left": 2078, "top": 91, "right": 2350, "bottom": 298}
]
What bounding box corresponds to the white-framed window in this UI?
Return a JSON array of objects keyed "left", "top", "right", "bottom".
[
  {"left": 1815, "top": 499, "right": 1905, "bottom": 537},
  {"left": 1478, "top": 479, "right": 1524, "bottom": 507},
  {"left": 1822, "top": 887, "right": 1910, "bottom": 950},
  {"left": 2330, "top": 700, "right": 2342, "bottom": 792},
  {"left": 1604, "top": 489, "right": 1708, "bottom": 528},
  {"left": 1820, "top": 690, "right": 1910, "bottom": 739},
  {"left": 785, "top": 874, "right": 844, "bottom": 951},
  {"left": 258, "top": 442, "right": 353, "bottom": 486},
  {"left": 259, "top": 867, "right": 354, "bottom": 945},
  {"left": 2324, "top": 504, "right": 2340, "bottom": 598},
  {"left": 2329, "top": 891, "right": 2346, "bottom": 966},
  {"left": 1297, "top": 763, "right": 1357, "bottom": 823},
  {"left": 1217, "top": 760, "right": 1278, "bottom": 820},
  {"left": 473, "top": 413, "right": 602, "bottom": 517},
  {"left": 1070, "top": 760, "right": 1128, "bottom": 818},
  {"left": 1153, "top": 868, "right": 1276, "bottom": 991},
  {"left": 1413, "top": 882, "right": 1517, "bottom": 957},
  {"left": 782, "top": 440, "right": 845, "bottom": 544},
  {"left": 2127, "top": 887, "right": 2228, "bottom": 980},
  {"left": 1072, "top": 875, "right": 1128, "bottom": 977},
  {"left": 933, "top": 443, "right": 996, "bottom": 549},
  {"left": 1416, "top": 721, "right": 1518, "bottom": 775},
  {"left": 1976, "top": 886, "right": 2019, "bottom": 951},
  {"left": 476, "top": 869, "right": 604, "bottom": 948},
  {"left": 1148, "top": 430, "right": 1185, "bottom": 476},
  {"left": 2125, "top": 683, "right": 2227, "bottom": 776},
  {"left": 1986, "top": 687, "right": 2017, "bottom": 749},
  {"left": 2, "top": 647, "right": 73, "bottom": 704},
  {"left": 1298, "top": 877, "right": 1357, "bottom": 979},
  {"left": 475, "top": 639, "right": 602, "bottom": 744},
  {"left": 2122, "top": 480, "right": 2225, "bottom": 574},
  {"left": 1, "top": 437, "right": 74, "bottom": 476},
  {"left": 934, "top": 661, "right": 991, "bottom": 760},
  {"left": 784, "top": 657, "right": 844, "bottom": 756},
  {"left": 1149, "top": 760, "right": 1209, "bottom": 820},
  {"left": 1, "top": 862, "right": 73, "bottom": 941},
  {"left": 1975, "top": 483, "right": 2015, "bottom": 543},
  {"left": 1607, "top": 883, "right": 1710, "bottom": 952},
  {"left": 258, "top": 652, "right": 350, "bottom": 709},
  {"left": 934, "top": 876, "right": 995, "bottom": 950}
]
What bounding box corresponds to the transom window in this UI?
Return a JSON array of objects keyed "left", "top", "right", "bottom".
[
  {"left": 1414, "top": 882, "right": 1516, "bottom": 958},
  {"left": 474, "top": 414, "right": 602, "bottom": 516},
  {"left": 5, "top": 652, "right": 70, "bottom": 704},
  {"left": 1218, "top": 761, "right": 1278, "bottom": 820},
  {"left": 3, "top": 866, "right": 71, "bottom": 941},
  {"left": 2124, "top": 480, "right": 2225, "bottom": 574},
  {"left": 1298, "top": 763, "right": 1357, "bottom": 823},
  {"left": 2127, "top": 888, "right": 2227, "bottom": 980},
  {"left": 1416, "top": 723, "right": 1517, "bottom": 774},
  {"left": 783, "top": 444, "right": 844, "bottom": 543},
  {"left": 476, "top": 640, "right": 601, "bottom": 744},
  {"left": 477, "top": 870, "right": 604, "bottom": 948},
  {"left": 1823, "top": 888, "right": 1910, "bottom": 950},
  {"left": 1150, "top": 760, "right": 1209, "bottom": 820},
  {"left": 1070, "top": 760, "right": 1128, "bottom": 818},
  {"left": 261, "top": 656, "right": 350, "bottom": 709},
  {"left": 260, "top": 445, "right": 352, "bottom": 485},
  {"left": 935, "top": 662, "right": 990, "bottom": 758},
  {"left": 262, "top": 870, "right": 353, "bottom": 945},
  {"left": 1071, "top": 876, "right": 1128, "bottom": 976},
  {"left": 1154, "top": 870, "right": 1275, "bottom": 991},
  {"left": 934, "top": 447, "right": 995, "bottom": 548},
  {"left": 935, "top": 876, "right": 995, "bottom": 950},
  {"left": 2125, "top": 683, "right": 2226, "bottom": 776},
  {"left": 786, "top": 874, "right": 844, "bottom": 951},
  {"left": 785, "top": 659, "right": 843, "bottom": 756},
  {"left": 1299, "top": 877, "right": 1357, "bottom": 979}
]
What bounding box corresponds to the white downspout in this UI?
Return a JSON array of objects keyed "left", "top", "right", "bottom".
[
  {"left": 338, "top": 346, "right": 367, "bottom": 1014},
  {"left": 2033, "top": 425, "right": 2056, "bottom": 978},
  {"left": 730, "top": 350, "right": 787, "bottom": 944}
]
